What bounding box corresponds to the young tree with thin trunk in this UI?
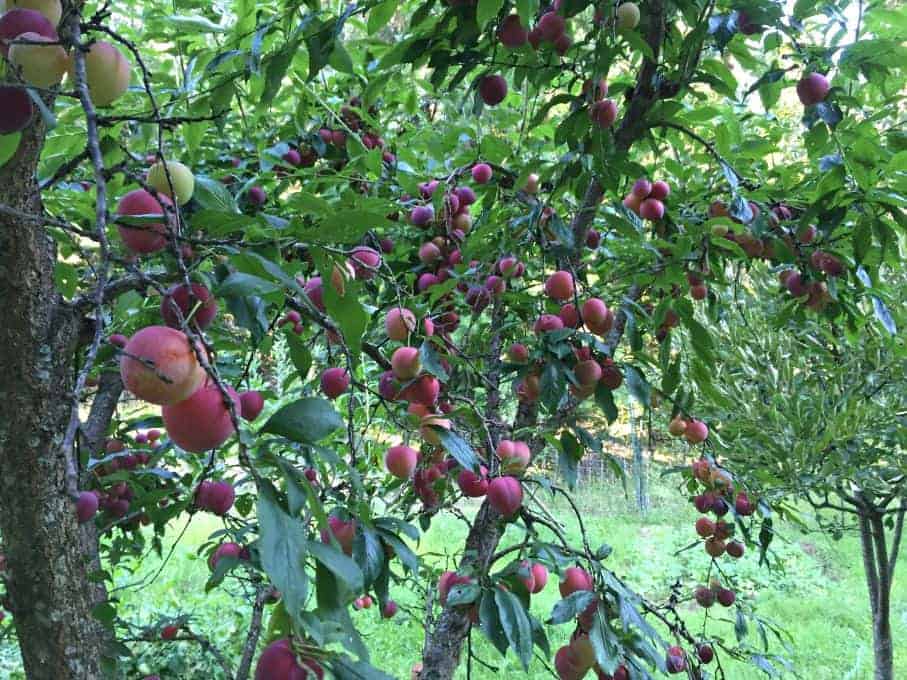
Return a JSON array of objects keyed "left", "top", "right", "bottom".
[{"left": 690, "top": 273, "right": 906, "bottom": 680}]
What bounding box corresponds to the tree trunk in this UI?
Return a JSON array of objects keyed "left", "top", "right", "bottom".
[
  {"left": 857, "top": 503, "right": 897, "bottom": 680},
  {"left": 418, "top": 4, "right": 670, "bottom": 675},
  {"left": 0, "top": 111, "right": 107, "bottom": 676}
]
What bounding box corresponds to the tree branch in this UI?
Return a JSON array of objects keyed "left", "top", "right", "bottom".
[
  {"left": 235, "top": 585, "right": 271, "bottom": 680},
  {"left": 858, "top": 506, "right": 880, "bottom": 616},
  {"left": 886, "top": 502, "right": 905, "bottom": 587}
]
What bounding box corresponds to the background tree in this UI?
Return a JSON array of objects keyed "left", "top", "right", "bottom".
[
  {"left": 0, "top": 0, "right": 903, "bottom": 678},
  {"left": 683, "top": 272, "right": 906, "bottom": 680}
]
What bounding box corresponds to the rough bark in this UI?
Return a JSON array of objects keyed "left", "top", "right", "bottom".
[{"left": 0, "top": 110, "right": 107, "bottom": 675}]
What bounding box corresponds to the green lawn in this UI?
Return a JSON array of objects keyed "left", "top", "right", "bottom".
[{"left": 1, "top": 473, "right": 903, "bottom": 679}]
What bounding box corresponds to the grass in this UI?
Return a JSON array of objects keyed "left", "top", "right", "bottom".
[{"left": 1, "top": 470, "right": 904, "bottom": 679}]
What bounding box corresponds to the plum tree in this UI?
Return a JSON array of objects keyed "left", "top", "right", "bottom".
[
  {"left": 589, "top": 99, "right": 618, "bottom": 128},
  {"left": 75, "top": 491, "right": 98, "bottom": 523},
  {"left": 349, "top": 246, "right": 381, "bottom": 279},
  {"left": 498, "top": 13, "right": 526, "bottom": 48},
  {"left": 545, "top": 270, "right": 574, "bottom": 301},
  {"left": 208, "top": 542, "right": 244, "bottom": 571},
  {"left": 391, "top": 346, "right": 421, "bottom": 380},
  {"left": 118, "top": 326, "right": 205, "bottom": 405},
  {"left": 322, "top": 516, "right": 355, "bottom": 556},
  {"left": 254, "top": 638, "right": 324, "bottom": 680},
  {"left": 471, "top": 162, "right": 492, "bottom": 184},
  {"left": 796, "top": 72, "right": 830, "bottom": 106},
  {"left": 559, "top": 566, "right": 593, "bottom": 597},
  {"left": 496, "top": 439, "right": 530, "bottom": 474},
  {"left": 457, "top": 465, "right": 488, "bottom": 497},
  {"left": 684, "top": 419, "right": 709, "bottom": 444}
]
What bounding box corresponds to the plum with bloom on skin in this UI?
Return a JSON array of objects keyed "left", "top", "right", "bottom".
[
  {"left": 320, "top": 367, "right": 350, "bottom": 399},
  {"left": 385, "top": 445, "right": 419, "bottom": 479},
  {"left": 239, "top": 390, "right": 264, "bottom": 421},
  {"left": 195, "top": 480, "right": 235, "bottom": 516},
  {"left": 254, "top": 638, "right": 324, "bottom": 680},
  {"left": 76, "top": 491, "right": 98, "bottom": 523},
  {"left": 487, "top": 476, "right": 523, "bottom": 516},
  {"left": 162, "top": 384, "right": 239, "bottom": 452},
  {"left": 471, "top": 163, "right": 493, "bottom": 184},
  {"left": 797, "top": 72, "right": 830, "bottom": 106},
  {"left": 479, "top": 75, "right": 508, "bottom": 106}
]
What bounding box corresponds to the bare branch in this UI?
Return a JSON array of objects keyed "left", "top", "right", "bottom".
[{"left": 235, "top": 586, "right": 273, "bottom": 680}]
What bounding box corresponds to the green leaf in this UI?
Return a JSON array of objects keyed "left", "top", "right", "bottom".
[
  {"left": 205, "top": 554, "right": 239, "bottom": 591},
  {"left": 317, "top": 211, "right": 391, "bottom": 244},
  {"left": 309, "top": 541, "right": 364, "bottom": 594},
  {"left": 227, "top": 294, "right": 268, "bottom": 343},
  {"left": 624, "top": 366, "right": 651, "bottom": 407},
  {"left": 330, "top": 656, "right": 397, "bottom": 680},
  {"left": 0, "top": 132, "right": 21, "bottom": 168},
  {"left": 367, "top": 1, "right": 396, "bottom": 34},
  {"left": 168, "top": 14, "right": 227, "bottom": 32},
  {"left": 560, "top": 431, "right": 583, "bottom": 463},
  {"left": 735, "top": 608, "right": 749, "bottom": 642},
  {"left": 275, "top": 458, "right": 309, "bottom": 516},
  {"left": 436, "top": 428, "right": 481, "bottom": 473},
  {"left": 419, "top": 340, "right": 450, "bottom": 381},
  {"left": 528, "top": 613, "right": 550, "bottom": 656},
  {"left": 477, "top": 0, "right": 505, "bottom": 27},
  {"left": 263, "top": 39, "right": 302, "bottom": 105},
  {"left": 217, "top": 272, "right": 280, "bottom": 297},
  {"left": 547, "top": 591, "right": 596, "bottom": 625},
  {"left": 329, "top": 43, "right": 354, "bottom": 74},
  {"left": 540, "top": 361, "right": 566, "bottom": 412},
  {"left": 446, "top": 582, "right": 481, "bottom": 607},
  {"left": 194, "top": 175, "right": 239, "bottom": 212},
  {"left": 494, "top": 588, "right": 533, "bottom": 670},
  {"left": 312, "top": 249, "right": 369, "bottom": 361},
  {"left": 261, "top": 398, "right": 343, "bottom": 444},
  {"left": 589, "top": 609, "right": 622, "bottom": 675},
  {"left": 661, "top": 355, "right": 681, "bottom": 395},
  {"left": 353, "top": 525, "right": 385, "bottom": 588},
  {"left": 595, "top": 383, "right": 619, "bottom": 424},
  {"left": 286, "top": 332, "right": 313, "bottom": 379},
  {"left": 258, "top": 483, "right": 309, "bottom": 628},
  {"left": 683, "top": 317, "right": 715, "bottom": 364},
  {"left": 54, "top": 261, "right": 79, "bottom": 299},
  {"left": 479, "top": 590, "right": 510, "bottom": 655}
]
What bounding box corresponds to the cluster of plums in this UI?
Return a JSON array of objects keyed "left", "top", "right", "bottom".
[
  {"left": 0, "top": 0, "right": 130, "bottom": 133},
  {"left": 622, "top": 177, "right": 671, "bottom": 222}
]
